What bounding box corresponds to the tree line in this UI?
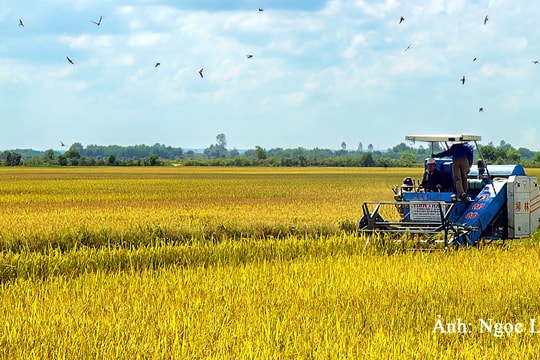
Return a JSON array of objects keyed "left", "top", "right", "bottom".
[{"left": 2, "top": 135, "right": 540, "bottom": 167}]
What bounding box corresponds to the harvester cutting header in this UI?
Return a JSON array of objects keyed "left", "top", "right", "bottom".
[{"left": 359, "top": 134, "right": 540, "bottom": 248}]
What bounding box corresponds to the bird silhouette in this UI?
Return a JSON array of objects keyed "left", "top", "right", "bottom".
[
  {"left": 198, "top": 68, "right": 204, "bottom": 78},
  {"left": 484, "top": 15, "right": 488, "bottom": 25},
  {"left": 404, "top": 43, "right": 412, "bottom": 52},
  {"left": 399, "top": 16, "right": 405, "bottom": 24},
  {"left": 460, "top": 75, "right": 465, "bottom": 84},
  {"left": 246, "top": 54, "right": 253, "bottom": 59},
  {"left": 155, "top": 62, "right": 161, "bottom": 68},
  {"left": 91, "top": 16, "right": 103, "bottom": 26},
  {"left": 60, "top": 141, "right": 65, "bottom": 147},
  {"left": 533, "top": 60, "right": 539, "bottom": 64},
  {"left": 66, "top": 56, "right": 74, "bottom": 65},
  {"left": 18, "top": 19, "right": 24, "bottom": 27},
  {"left": 473, "top": 57, "right": 477, "bottom": 61},
  {"left": 258, "top": 8, "right": 264, "bottom": 12},
  {"left": 479, "top": 107, "right": 484, "bottom": 112}
]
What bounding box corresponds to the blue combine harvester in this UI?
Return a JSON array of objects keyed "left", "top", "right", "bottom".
[{"left": 359, "top": 134, "right": 540, "bottom": 248}]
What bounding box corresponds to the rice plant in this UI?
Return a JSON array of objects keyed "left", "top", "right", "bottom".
[{"left": 0, "top": 167, "right": 539, "bottom": 358}]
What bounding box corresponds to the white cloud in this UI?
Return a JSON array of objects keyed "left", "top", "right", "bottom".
[
  {"left": 58, "top": 34, "right": 91, "bottom": 48},
  {"left": 0, "top": 63, "right": 33, "bottom": 84},
  {"left": 282, "top": 92, "right": 306, "bottom": 105},
  {"left": 342, "top": 34, "right": 367, "bottom": 59},
  {"left": 47, "top": 67, "right": 73, "bottom": 78},
  {"left": 3, "top": 1, "right": 540, "bottom": 150},
  {"left": 74, "top": 80, "right": 89, "bottom": 91},
  {"left": 304, "top": 81, "right": 320, "bottom": 90},
  {"left": 127, "top": 32, "right": 169, "bottom": 47},
  {"left": 480, "top": 64, "right": 497, "bottom": 77},
  {"left": 354, "top": 0, "right": 400, "bottom": 18},
  {"left": 488, "top": 0, "right": 513, "bottom": 7},
  {"left": 319, "top": 0, "right": 342, "bottom": 16},
  {"left": 505, "top": 37, "right": 528, "bottom": 51},
  {"left": 427, "top": 0, "right": 466, "bottom": 14},
  {"left": 115, "top": 54, "right": 136, "bottom": 66},
  {"left": 116, "top": 5, "right": 134, "bottom": 16}
]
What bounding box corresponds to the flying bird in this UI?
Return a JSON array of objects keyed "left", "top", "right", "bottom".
[
  {"left": 460, "top": 75, "right": 465, "bottom": 84},
  {"left": 246, "top": 54, "right": 253, "bottom": 59},
  {"left": 198, "top": 68, "right": 204, "bottom": 78},
  {"left": 18, "top": 19, "right": 24, "bottom": 27},
  {"left": 484, "top": 15, "right": 488, "bottom": 25},
  {"left": 399, "top": 16, "right": 405, "bottom": 24},
  {"left": 66, "top": 56, "right": 74, "bottom": 65},
  {"left": 91, "top": 16, "right": 103, "bottom": 26},
  {"left": 473, "top": 57, "right": 477, "bottom": 61},
  {"left": 258, "top": 8, "right": 264, "bottom": 12},
  {"left": 155, "top": 62, "right": 161, "bottom": 68},
  {"left": 404, "top": 43, "right": 412, "bottom": 52},
  {"left": 533, "top": 60, "right": 539, "bottom": 64},
  {"left": 479, "top": 107, "right": 484, "bottom": 112},
  {"left": 60, "top": 141, "right": 65, "bottom": 147}
]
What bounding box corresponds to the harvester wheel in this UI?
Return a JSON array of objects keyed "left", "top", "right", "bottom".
[{"left": 359, "top": 213, "right": 387, "bottom": 230}]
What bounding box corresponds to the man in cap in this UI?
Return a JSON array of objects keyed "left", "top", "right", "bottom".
[{"left": 421, "top": 158, "right": 449, "bottom": 192}]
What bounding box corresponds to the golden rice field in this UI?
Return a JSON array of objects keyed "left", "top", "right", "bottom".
[
  {"left": 0, "top": 167, "right": 398, "bottom": 250},
  {"left": 1, "top": 166, "right": 540, "bottom": 359}
]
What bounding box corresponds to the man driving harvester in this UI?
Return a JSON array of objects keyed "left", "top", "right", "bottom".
[{"left": 421, "top": 157, "right": 451, "bottom": 192}]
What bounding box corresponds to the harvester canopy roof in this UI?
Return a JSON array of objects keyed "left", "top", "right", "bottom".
[{"left": 405, "top": 134, "right": 481, "bottom": 143}]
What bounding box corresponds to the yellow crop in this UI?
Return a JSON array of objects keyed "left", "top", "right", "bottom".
[
  {"left": 0, "top": 166, "right": 539, "bottom": 359},
  {"left": 0, "top": 167, "right": 406, "bottom": 250}
]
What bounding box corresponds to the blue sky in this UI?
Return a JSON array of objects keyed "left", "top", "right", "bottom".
[{"left": 1, "top": 0, "right": 539, "bottom": 151}]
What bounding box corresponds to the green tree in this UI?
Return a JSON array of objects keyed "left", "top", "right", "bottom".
[
  {"left": 57, "top": 154, "right": 68, "bottom": 166},
  {"left": 255, "top": 146, "right": 267, "bottom": 160},
  {"left": 147, "top": 153, "right": 159, "bottom": 166},
  {"left": 517, "top": 147, "right": 535, "bottom": 160},
  {"left": 392, "top": 143, "right": 412, "bottom": 153},
  {"left": 1, "top": 151, "right": 22, "bottom": 166},
  {"left": 299, "top": 155, "right": 307, "bottom": 167},
  {"left": 43, "top": 149, "right": 55, "bottom": 162},
  {"left": 479, "top": 144, "right": 497, "bottom": 162},
  {"left": 204, "top": 134, "right": 229, "bottom": 159},
  {"left": 216, "top": 133, "right": 227, "bottom": 148},
  {"left": 228, "top": 148, "right": 240, "bottom": 158},
  {"left": 70, "top": 142, "right": 84, "bottom": 154},
  {"left": 204, "top": 144, "right": 228, "bottom": 159},
  {"left": 65, "top": 148, "right": 81, "bottom": 159},
  {"left": 499, "top": 140, "right": 513, "bottom": 152},
  {"left": 399, "top": 152, "right": 416, "bottom": 167},
  {"left": 506, "top": 149, "right": 521, "bottom": 163},
  {"left": 63, "top": 147, "right": 81, "bottom": 166},
  {"left": 107, "top": 153, "right": 117, "bottom": 166},
  {"left": 360, "top": 152, "right": 375, "bottom": 167}
]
